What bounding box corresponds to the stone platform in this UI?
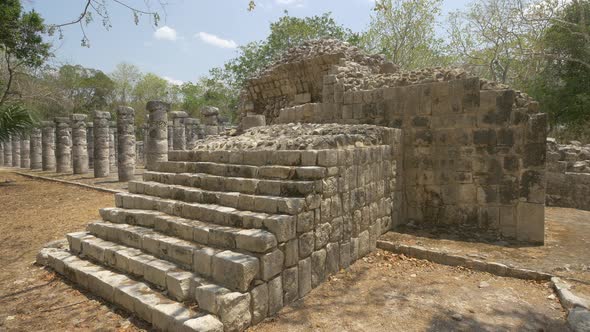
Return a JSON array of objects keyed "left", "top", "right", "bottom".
[{"left": 38, "top": 125, "right": 401, "bottom": 331}]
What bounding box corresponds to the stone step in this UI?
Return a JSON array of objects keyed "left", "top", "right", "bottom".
[
  {"left": 143, "top": 171, "right": 320, "bottom": 197},
  {"left": 85, "top": 221, "right": 284, "bottom": 292},
  {"left": 99, "top": 207, "right": 278, "bottom": 254},
  {"left": 168, "top": 150, "right": 317, "bottom": 167},
  {"left": 129, "top": 180, "right": 308, "bottom": 215},
  {"left": 114, "top": 193, "right": 297, "bottom": 244},
  {"left": 68, "top": 232, "right": 256, "bottom": 328},
  {"left": 70, "top": 232, "right": 195, "bottom": 302},
  {"left": 153, "top": 161, "right": 327, "bottom": 181},
  {"left": 38, "top": 247, "right": 224, "bottom": 332}
]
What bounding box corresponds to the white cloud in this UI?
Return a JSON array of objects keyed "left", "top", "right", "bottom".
[
  {"left": 275, "top": 0, "right": 305, "bottom": 7},
  {"left": 164, "top": 76, "right": 184, "bottom": 86},
  {"left": 154, "top": 26, "right": 177, "bottom": 41},
  {"left": 196, "top": 32, "right": 237, "bottom": 49}
]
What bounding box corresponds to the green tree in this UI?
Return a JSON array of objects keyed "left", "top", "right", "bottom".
[
  {"left": 110, "top": 62, "right": 141, "bottom": 104},
  {"left": 181, "top": 68, "right": 238, "bottom": 122},
  {"left": 527, "top": 0, "right": 590, "bottom": 138},
  {"left": 0, "top": 0, "right": 51, "bottom": 106},
  {"left": 0, "top": 104, "right": 35, "bottom": 142},
  {"left": 56, "top": 64, "right": 115, "bottom": 113},
  {"left": 446, "top": 0, "right": 548, "bottom": 85},
  {"left": 360, "top": 0, "right": 447, "bottom": 68}
]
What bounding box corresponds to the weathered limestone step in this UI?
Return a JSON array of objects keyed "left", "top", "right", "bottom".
[
  {"left": 70, "top": 232, "right": 195, "bottom": 301},
  {"left": 129, "top": 180, "right": 308, "bottom": 215},
  {"left": 168, "top": 149, "right": 319, "bottom": 166},
  {"left": 70, "top": 231, "right": 258, "bottom": 324},
  {"left": 86, "top": 221, "right": 283, "bottom": 292},
  {"left": 114, "top": 192, "right": 297, "bottom": 243},
  {"left": 143, "top": 171, "right": 320, "bottom": 197},
  {"left": 154, "top": 161, "right": 327, "bottom": 181},
  {"left": 38, "top": 247, "right": 223, "bottom": 332},
  {"left": 99, "top": 207, "right": 278, "bottom": 254}
]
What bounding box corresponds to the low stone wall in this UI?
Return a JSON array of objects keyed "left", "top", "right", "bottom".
[{"left": 546, "top": 139, "right": 590, "bottom": 210}]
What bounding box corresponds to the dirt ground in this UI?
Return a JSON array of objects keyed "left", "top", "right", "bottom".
[
  {"left": 0, "top": 170, "right": 148, "bottom": 331},
  {"left": 381, "top": 207, "right": 590, "bottom": 300},
  {"left": 0, "top": 170, "right": 571, "bottom": 331}
]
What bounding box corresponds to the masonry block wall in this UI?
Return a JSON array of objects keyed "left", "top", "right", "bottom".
[
  {"left": 270, "top": 75, "right": 546, "bottom": 243},
  {"left": 546, "top": 140, "right": 590, "bottom": 211}
]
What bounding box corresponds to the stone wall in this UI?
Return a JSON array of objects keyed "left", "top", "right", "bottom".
[
  {"left": 241, "top": 40, "right": 547, "bottom": 243},
  {"left": 546, "top": 139, "right": 590, "bottom": 210}
]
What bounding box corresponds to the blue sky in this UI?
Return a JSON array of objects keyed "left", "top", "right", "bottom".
[{"left": 25, "top": 0, "right": 471, "bottom": 85}]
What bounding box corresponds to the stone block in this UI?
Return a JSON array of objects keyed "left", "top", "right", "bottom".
[
  {"left": 259, "top": 166, "right": 292, "bottom": 179},
  {"left": 280, "top": 239, "right": 298, "bottom": 267},
  {"left": 250, "top": 283, "right": 269, "bottom": 325},
  {"left": 314, "top": 223, "right": 331, "bottom": 250},
  {"left": 339, "top": 242, "right": 351, "bottom": 269},
  {"left": 212, "top": 251, "right": 259, "bottom": 292},
  {"left": 195, "top": 284, "right": 230, "bottom": 314},
  {"left": 181, "top": 315, "right": 224, "bottom": 332},
  {"left": 236, "top": 229, "right": 277, "bottom": 253},
  {"left": 516, "top": 202, "right": 545, "bottom": 243},
  {"left": 318, "top": 150, "right": 338, "bottom": 167},
  {"left": 299, "top": 231, "right": 314, "bottom": 259},
  {"left": 166, "top": 269, "right": 193, "bottom": 301},
  {"left": 259, "top": 249, "right": 284, "bottom": 281},
  {"left": 282, "top": 266, "right": 299, "bottom": 305},
  {"left": 311, "top": 249, "right": 326, "bottom": 288},
  {"left": 144, "top": 260, "right": 176, "bottom": 288},
  {"left": 218, "top": 292, "right": 252, "bottom": 332},
  {"left": 152, "top": 302, "right": 193, "bottom": 331},
  {"left": 268, "top": 276, "right": 283, "bottom": 316},
  {"left": 358, "top": 230, "right": 370, "bottom": 257},
  {"left": 263, "top": 215, "right": 296, "bottom": 242},
  {"left": 325, "top": 243, "right": 340, "bottom": 276},
  {"left": 193, "top": 247, "right": 220, "bottom": 278},
  {"left": 297, "top": 211, "right": 314, "bottom": 233},
  {"left": 298, "top": 257, "right": 312, "bottom": 297}
]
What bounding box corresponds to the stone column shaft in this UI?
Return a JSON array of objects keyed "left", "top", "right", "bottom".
[
  {"left": 185, "top": 118, "right": 201, "bottom": 150},
  {"left": 11, "top": 135, "right": 21, "bottom": 167},
  {"left": 41, "top": 121, "right": 56, "bottom": 171},
  {"left": 117, "top": 106, "right": 136, "bottom": 182},
  {"left": 93, "top": 111, "right": 111, "bottom": 178},
  {"left": 87, "top": 122, "right": 94, "bottom": 169},
  {"left": 146, "top": 101, "right": 170, "bottom": 170},
  {"left": 171, "top": 111, "right": 188, "bottom": 150},
  {"left": 30, "top": 128, "right": 42, "bottom": 169},
  {"left": 142, "top": 123, "right": 149, "bottom": 165},
  {"left": 54, "top": 117, "right": 72, "bottom": 173},
  {"left": 71, "top": 114, "right": 89, "bottom": 174},
  {"left": 167, "top": 124, "right": 174, "bottom": 150},
  {"left": 4, "top": 137, "right": 12, "bottom": 166},
  {"left": 109, "top": 121, "right": 117, "bottom": 170},
  {"left": 20, "top": 135, "right": 30, "bottom": 168}
]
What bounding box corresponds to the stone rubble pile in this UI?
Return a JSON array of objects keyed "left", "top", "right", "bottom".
[
  {"left": 192, "top": 123, "right": 391, "bottom": 151},
  {"left": 547, "top": 138, "right": 590, "bottom": 173},
  {"left": 546, "top": 138, "right": 590, "bottom": 211},
  {"left": 255, "top": 39, "right": 386, "bottom": 79}
]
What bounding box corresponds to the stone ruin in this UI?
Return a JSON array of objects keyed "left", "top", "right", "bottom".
[
  {"left": 36, "top": 39, "right": 547, "bottom": 332},
  {"left": 546, "top": 138, "right": 590, "bottom": 210}
]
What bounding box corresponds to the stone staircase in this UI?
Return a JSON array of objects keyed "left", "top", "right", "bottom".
[{"left": 38, "top": 129, "right": 400, "bottom": 332}]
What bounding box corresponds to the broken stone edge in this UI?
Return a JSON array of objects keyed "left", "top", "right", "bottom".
[
  {"left": 551, "top": 277, "right": 590, "bottom": 332},
  {"left": 376, "top": 240, "right": 552, "bottom": 281}
]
